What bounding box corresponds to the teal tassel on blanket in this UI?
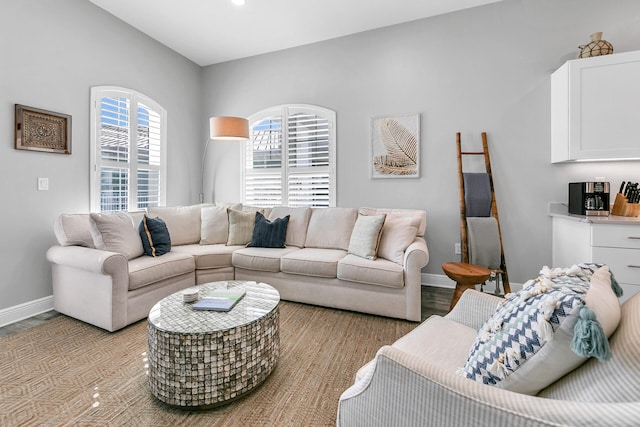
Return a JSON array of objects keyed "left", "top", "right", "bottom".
[
  {"left": 610, "top": 271, "right": 623, "bottom": 297},
  {"left": 571, "top": 306, "right": 611, "bottom": 361}
]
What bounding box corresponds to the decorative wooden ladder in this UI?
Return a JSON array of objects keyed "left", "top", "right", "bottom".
[
  {"left": 442, "top": 132, "right": 511, "bottom": 310},
  {"left": 456, "top": 131, "right": 510, "bottom": 295}
]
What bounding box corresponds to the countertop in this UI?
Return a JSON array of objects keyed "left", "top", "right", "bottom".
[{"left": 549, "top": 202, "right": 640, "bottom": 224}]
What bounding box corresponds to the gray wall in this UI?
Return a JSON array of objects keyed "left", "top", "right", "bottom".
[
  {"left": 0, "top": 0, "right": 201, "bottom": 311},
  {"left": 202, "top": 0, "right": 640, "bottom": 284}
]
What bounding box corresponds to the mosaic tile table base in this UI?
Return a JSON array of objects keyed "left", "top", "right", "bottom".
[{"left": 147, "top": 281, "right": 280, "bottom": 408}]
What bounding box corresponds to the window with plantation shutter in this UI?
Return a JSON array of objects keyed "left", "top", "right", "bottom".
[
  {"left": 244, "top": 105, "right": 336, "bottom": 208},
  {"left": 90, "top": 86, "right": 166, "bottom": 212}
]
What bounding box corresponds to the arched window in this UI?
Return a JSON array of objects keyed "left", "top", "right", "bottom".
[
  {"left": 90, "top": 86, "right": 167, "bottom": 212},
  {"left": 244, "top": 104, "right": 336, "bottom": 207}
]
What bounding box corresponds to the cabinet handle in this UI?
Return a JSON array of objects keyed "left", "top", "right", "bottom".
[
  {"left": 628, "top": 265, "right": 640, "bottom": 269},
  {"left": 628, "top": 237, "right": 640, "bottom": 240}
]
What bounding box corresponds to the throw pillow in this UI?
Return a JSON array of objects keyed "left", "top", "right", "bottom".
[
  {"left": 147, "top": 205, "right": 202, "bottom": 246},
  {"left": 347, "top": 214, "right": 386, "bottom": 260},
  {"left": 227, "top": 209, "right": 257, "bottom": 246},
  {"left": 377, "top": 216, "right": 420, "bottom": 264},
  {"left": 53, "top": 214, "right": 95, "bottom": 248},
  {"left": 460, "top": 263, "right": 621, "bottom": 395},
  {"left": 304, "top": 207, "right": 358, "bottom": 250},
  {"left": 248, "top": 212, "right": 290, "bottom": 248},
  {"left": 200, "top": 205, "right": 229, "bottom": 245},
  {"left": 139, "top": 214, "right": 171, "bottom": 256},
  {"left": 89, "top": 212, "right": 144, "bottom": 260}
]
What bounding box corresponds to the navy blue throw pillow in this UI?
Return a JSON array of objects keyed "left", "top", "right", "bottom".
[
  {"left": 248, "top": 212, "right": 290, "bottom": 248},
  {"left": 139, "top": 214, "right": 171, "bottom": 256}
]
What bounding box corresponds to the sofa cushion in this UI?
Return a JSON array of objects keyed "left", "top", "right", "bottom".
[
  {"left": 281, "top": 248, "right": 347, "bottom": 278},
  {"left": 233, "top": 247, "right": 300, "bottom": 272},
  {"left": 54, "top": 214, "right": 95, "bottom": 248},
  {"left": 348, "top": 214, "right": 386, "bottom": 260},
  {"left": 357, "top": 315, "right": 477, "bottom": 382},
  {"left": 200, "top": 205, "right": 229, "bottom": 245},
  {"left": 539, "top": 290, "right": 640, "bottom": 402},
  {"left": 248, "top": 212, "right": 290, "bottom": 248},
  {"left": 227, "top": 209, "right": 256, "bottom": 246},
  {"left": 128, "top": 251, "right": 195, "bottom": 290},
  {"left": 171, "top": 243, "right": 243, "bottom": 270},
  {"left": 337, "top": 254, "right": 404, "bottom": 288},
  {"left": 304, "top": 207, "right": 357, "bottom": 250},
  {"left": 139, "top": 214, "right": 171, "bottom": 257},
  {"left": 268, "top": 207, "right": 311, "bottom": 248},
  {"left": 148, "top": 205, "right": 203, "bottom": 246},
  {"left": 89, "top": 212, "right": 144, "bottom": 260},
  {"left": 359, "top": 207, "right": 426, "bottom": 237},
  {"left": 460, "top": 264, "right": 621, "bottom": 395},
  {"left": 378, "top": 216, "right": 420, "bottom": 265}
]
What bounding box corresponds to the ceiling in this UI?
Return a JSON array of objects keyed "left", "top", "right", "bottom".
[{"left": 88, "top": 0, "right": 503, "bottom": 67}]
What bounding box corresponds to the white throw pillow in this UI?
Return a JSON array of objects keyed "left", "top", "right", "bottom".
[
  {"left": 348, "top": 214, "right": 386, "bottom": 260},
  {"left": 54, "top": 214, "right": 95, "bottom": 248},
  {"left": 377, "top": 216, "right": 419, "bottom": 264},
  {"left": 460, "top": 264, "right": 621, "bottom": 395},
  {"left": 304, "top": 207, "right": 358, "bottom": 250},
  {"left": 89, "top": 212, "right": 144, "bottom": 260},
  {"left": 226, "top": 209, "right": 257, "bottom": 246},
  {"left": 200, "top": 205, "right": 229, "bottom": 245}
]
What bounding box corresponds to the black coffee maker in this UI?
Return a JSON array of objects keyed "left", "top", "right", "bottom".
[{"left": 568, "top": 182, "right": 610, "bottom": 216}]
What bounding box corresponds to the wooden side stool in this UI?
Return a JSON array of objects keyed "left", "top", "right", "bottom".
[{"left": 442, "top": 262, "right": 492, "bottom": 310}]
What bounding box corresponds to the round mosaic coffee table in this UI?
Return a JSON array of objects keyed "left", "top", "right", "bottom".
[{"left": 147, "top": 280, "right": 280, "bottom": 408}]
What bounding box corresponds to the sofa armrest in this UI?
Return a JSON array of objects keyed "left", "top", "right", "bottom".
[
  {"left": 403, "top": 237, "right": 429, "bottom": 269},
  {"left": 338, "top": 345, "right": 640, "bottom": 427},
  {"left": 47, "top": 245, "right": 128, "bottom": 275},
  {"left": 47, "top": 245, "right": 130, "bottom": 331},
  {"left": 402, "top": 237, "right": 429, "bottom": 321},
  {"left": 444, "top": 289, "right": 501, "bottom": 330}
]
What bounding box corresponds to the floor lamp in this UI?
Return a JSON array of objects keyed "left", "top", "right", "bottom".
[{"left": 200, "top": 116, "right": 250, "bottom": 203}]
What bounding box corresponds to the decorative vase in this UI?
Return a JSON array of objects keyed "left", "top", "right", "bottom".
[{"left": 578, "top": 32, "right": 614, "bottom": 58}]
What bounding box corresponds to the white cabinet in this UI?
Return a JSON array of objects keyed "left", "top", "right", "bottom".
[
  {"left": 552, "top": 216, "right": 640, "bottom": 302},
  {"left": 551, "top": 50, "right": 640, "bottom": 163}
]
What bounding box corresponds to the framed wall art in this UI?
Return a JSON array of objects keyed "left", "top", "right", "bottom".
[
  {"left": 370, "top": 113, "right": 419, "bottom": 179},
  {"left": 15, "top": 104, "right": 71, "bottom": 154}
]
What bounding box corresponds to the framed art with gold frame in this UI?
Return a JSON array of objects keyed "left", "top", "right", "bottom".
[{"left": 15, "top": 104, "right": 71, "bottom": 154}]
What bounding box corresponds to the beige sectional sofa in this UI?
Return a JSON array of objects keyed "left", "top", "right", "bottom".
[{"left": 47, "top": 204, "right": 428, "bottom": 331}]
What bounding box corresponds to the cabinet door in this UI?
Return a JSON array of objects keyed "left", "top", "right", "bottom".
[{"left": 551, "top": 50, "right": 640, "bottom": 162}]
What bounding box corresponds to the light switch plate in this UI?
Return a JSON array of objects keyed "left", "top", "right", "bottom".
[{"left": 38, "top": 177, "right": 49, "bottom": 191}]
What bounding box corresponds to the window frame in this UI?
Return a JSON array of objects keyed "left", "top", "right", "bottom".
[
  {"left": 242, "top": 104, "right": 336, "bottom": 208},
  {"left": 90, "top": 86, "right": 167, "bottom": 212}
]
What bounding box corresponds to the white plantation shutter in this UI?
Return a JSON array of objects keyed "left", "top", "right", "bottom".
[
  {"left": 244, "top": 105, "right": 335, "bottom": 208},
  {"left": 244, "top": 113, "right": 283, "bottom": 207},
  {"left": 90, "top": 87, "right": 167, "bottom": 212}
]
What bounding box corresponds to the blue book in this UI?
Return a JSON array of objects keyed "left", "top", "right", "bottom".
[{"left": 192, "top": 289, "right": 245, "bottom": 312}]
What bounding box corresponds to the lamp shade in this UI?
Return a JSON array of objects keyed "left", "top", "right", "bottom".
[{"left": 209, "top": 116, "right": 249, "bottom": 140}]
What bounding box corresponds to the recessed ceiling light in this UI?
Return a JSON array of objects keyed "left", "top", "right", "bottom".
[{"left": 232, "top": 0, "right": 245, "bottom": 5}]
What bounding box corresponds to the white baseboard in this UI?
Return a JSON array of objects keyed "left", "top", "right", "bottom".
[
  {"left": 422, "top": 272, "right": 455, "bottom": 288},
  {"left": 422, "top": 273, "right": 522, "bottom": 294},
  {"left": 0, "top": 295, "right": 54, "bottom": 328}
]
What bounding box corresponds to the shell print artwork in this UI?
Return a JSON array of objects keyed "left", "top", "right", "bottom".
[{"left": 371, "top": 114, "right": 420, "bottom": 178}]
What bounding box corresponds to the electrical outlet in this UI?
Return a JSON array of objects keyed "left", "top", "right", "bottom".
[
  {"left": 37, "top": 177, "right": 49, "bottom": 191},
  {"left": 454, "top": 243, "right": 461, "bottom": 255}
]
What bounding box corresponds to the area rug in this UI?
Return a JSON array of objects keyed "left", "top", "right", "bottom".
[{"left": 0, "top": 301, "right": 416, "bottom": 426}]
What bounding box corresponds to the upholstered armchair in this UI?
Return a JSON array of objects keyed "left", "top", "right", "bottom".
[{"left": 338, "top": 289, "right": 640, "bottom": 426}]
